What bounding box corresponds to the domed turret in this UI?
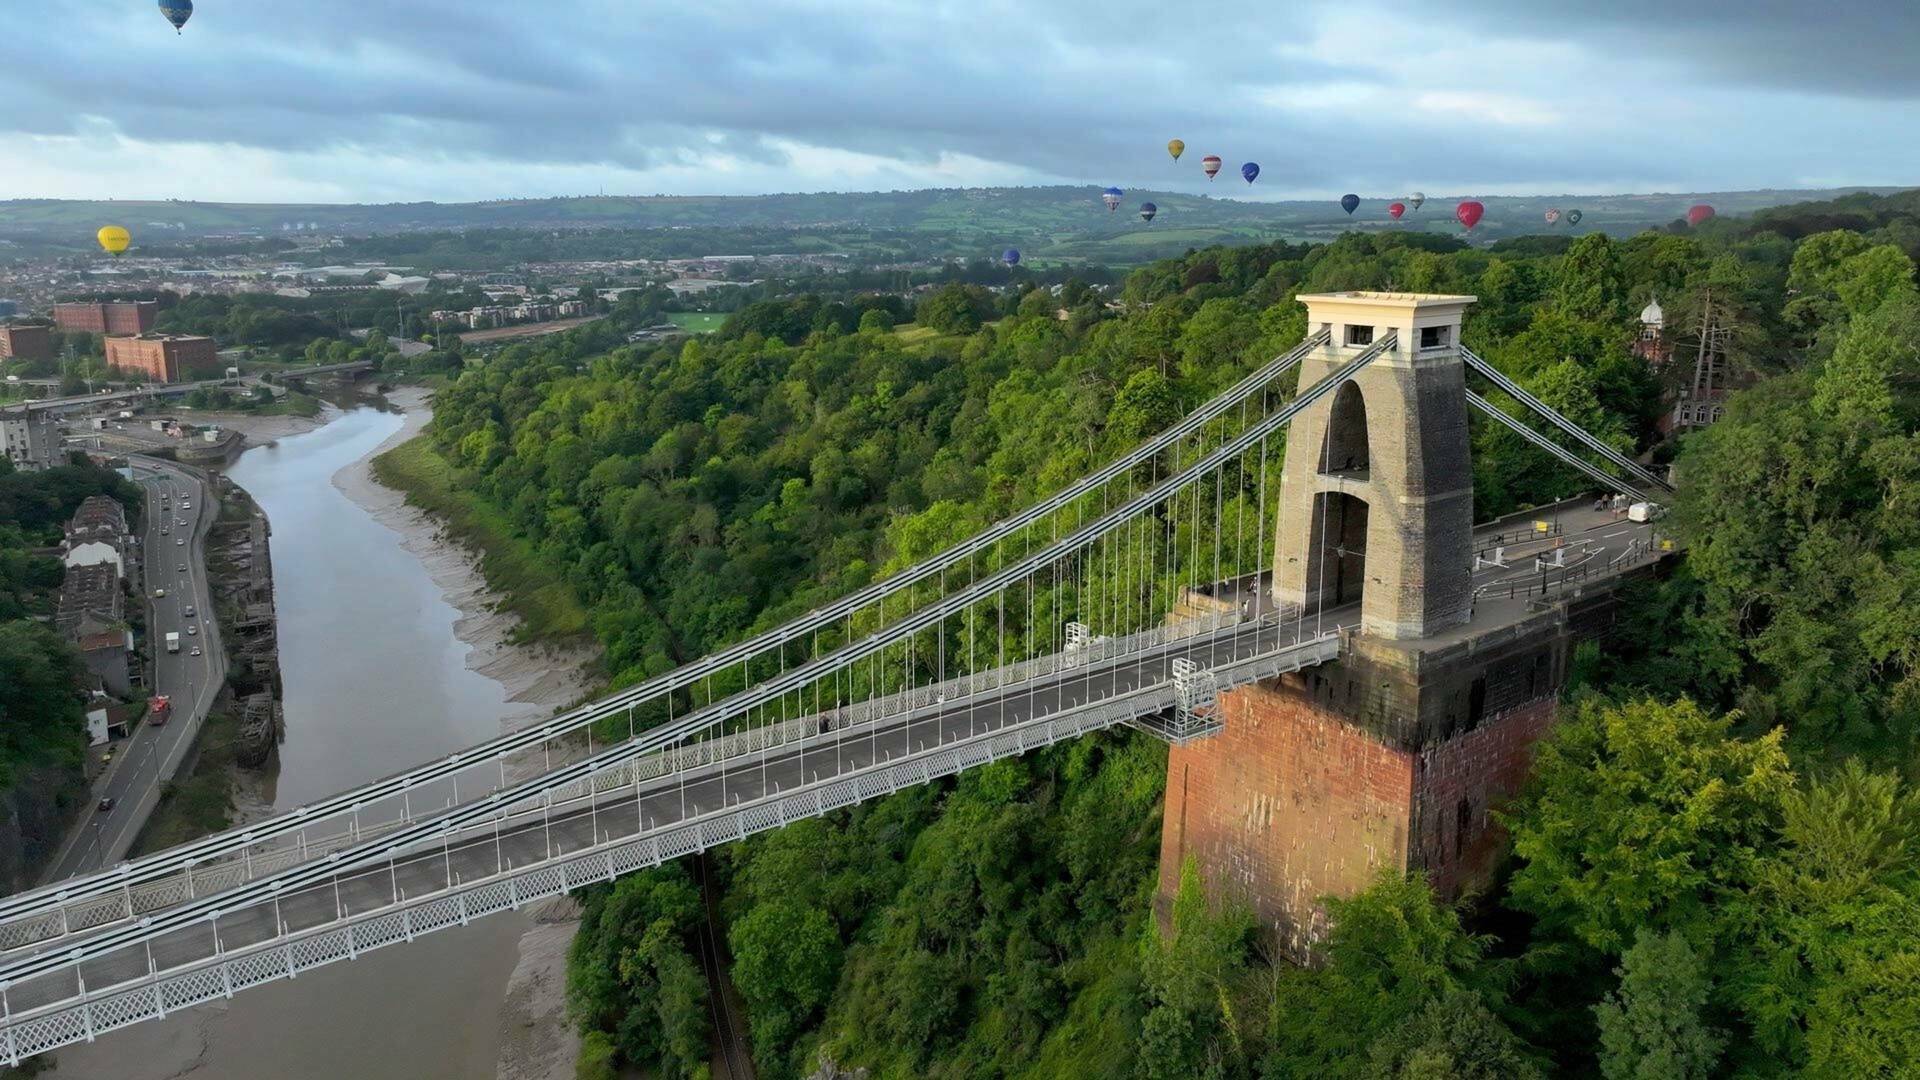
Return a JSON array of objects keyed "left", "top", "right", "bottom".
[{"left": 1639, "top": 294, "right": 1664, "bottom": 328}]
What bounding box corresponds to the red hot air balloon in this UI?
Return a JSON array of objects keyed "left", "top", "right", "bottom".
[
  {"left": 1201, "top": 155, "right": 1222, "bottom": 180},
  {"left": 1455, "top": 200, "right": 1485, "bottom": 232},
  {"left": 1387, "top": 202, "right": 1406, "bottom": 220},
  {"left": 1686, "top": 204, "right": 1716, "bottom": 226}
]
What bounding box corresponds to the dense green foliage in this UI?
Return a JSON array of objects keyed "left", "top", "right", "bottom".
[
  {"left": 408, "top": 189, "right": 1920, "bottom": 1076},
  {"left": 0, "top": 458, "right": 138, "bottom": 793}
]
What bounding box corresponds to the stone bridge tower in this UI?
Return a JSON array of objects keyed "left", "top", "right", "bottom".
[
  {"left": 1270, "top": 292, "right": 1476, "bottom": 639},
  {"left": 1156, "top": 292, "right": 1632, "bottom": 962}
]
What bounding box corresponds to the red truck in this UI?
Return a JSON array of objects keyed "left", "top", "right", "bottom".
[{"left": 148, "top": 695, "right": 172, "bottom": 727}]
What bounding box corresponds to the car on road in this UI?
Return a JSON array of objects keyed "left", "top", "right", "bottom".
[
  {"left": 183, "top": 605, "right": 195, "bottom": 617},
  {"left": 175, "top": 538, "right": 185, "bottom": 546},
  {"left": 176, "top": 518, "right": 186, "bottom": 526},
  {"left": 190, "top": 646, "right": 202, "bottom": 657},
  {"left": 160, "top": 526, "right": 169, "bottom": 536},
  {"left": 185, "top": 624, "right": 197, "bottom": 636},
  {"left": 96, "top": 798, "right": 114, "bottom": 813},
  {"left": 177, "top": 564, "right": 187, "bottom": 572}
]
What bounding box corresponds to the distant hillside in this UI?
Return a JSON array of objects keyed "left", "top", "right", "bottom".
[{"left": 0, "top": 186, "right": 1906, "bottom": 266}]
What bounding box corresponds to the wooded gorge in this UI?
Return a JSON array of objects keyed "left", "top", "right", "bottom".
[{"left": 412, "top": 189, "right": 1920, "bottom": 1078}]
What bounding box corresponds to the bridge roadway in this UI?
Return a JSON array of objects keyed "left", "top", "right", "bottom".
[{"left": 0, "top": 612, "right": 1345, "bottom": 1056}]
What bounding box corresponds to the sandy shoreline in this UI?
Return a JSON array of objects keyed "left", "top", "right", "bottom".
[{"left": 331, "top": 386, "right": 593, "bottom": 1080}]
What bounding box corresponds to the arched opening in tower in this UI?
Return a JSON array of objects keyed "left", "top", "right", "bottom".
[
  {"left": 1310, "top": 491, "right": 1369, "bottom": 609},
  {"left": 1320, "top": 380, "right": 1370, "bottom": 478}
]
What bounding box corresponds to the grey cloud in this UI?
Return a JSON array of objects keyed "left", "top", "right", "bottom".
[{"left": 5, "top": 0, "right": 1915, "bottom": 200}]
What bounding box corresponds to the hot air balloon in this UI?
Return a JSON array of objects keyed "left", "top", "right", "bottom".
[
  {"left": 1408, "top": 192, "right": 1426, "bottom": 211},
  {"left": 1544, "top": 208, "right": 1562, "bottom": 226},
  {"left": 1139, "top": 202, "right": 1158, "bottom": 223},
  {"left": 1201, "top": 155, "right": 1222, "bottom": 180},
  {"left": 1455, "top": 200, "right": 1485, "bottom": 232},
  {"left": 1340, "top": 194, "right": 1360, "bottom": 215},
  {"left": 1101, "top": 187, "right": 1124, "bottom": 212},
  {"left": 158, "top": 0, "right": 192, "bottom": 33},
  {"left": 1241, "top": 162, "right": 1260, "bottom": 185},
  {"left": 1687, "top": 204, "right": 1715, "bottom": 226},
  {"left": 1002, "top": 248, "right": 1020, "bottom": 267},
  {"left": 1387, "top": 202, "right": 1406, "bottom": 221},
  {"left": 96, "top": 226, "right": 131, "bottom": 257},
  {"left": 1565, "top": 209, "right": 1583, "bottom": 226},
  {"left": 1167, "top": 139, "right": 1185, "bottom": 162}
]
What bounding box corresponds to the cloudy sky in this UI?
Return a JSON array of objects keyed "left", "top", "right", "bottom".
[{"left": 5, "top": 0, "right": 1915, "bottom": 203}]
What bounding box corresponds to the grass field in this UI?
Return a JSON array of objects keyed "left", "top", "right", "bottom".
[
  {"left": 891, "top": 322, "right": 984, "bottom": 350},
  {"left": 664, "top": 312, "right": 727, "bottom": 333},
  {"left": 371, "top": 436, "right": 592, "bottom": 643}
]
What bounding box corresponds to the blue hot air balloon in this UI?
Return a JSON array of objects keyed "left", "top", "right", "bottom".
[
  {"left": 1002, "top": 248, "right": 1020, "bottom": 267},
  {"left": 1139, "top": 202, "right": 1158, "bottom": 223},
  {"left": 159, "top": 0, "right": 192, "bottom": 33},
  {"left": 1340, "top": 193, "right": 1360, "bottom": 215},
  {"left": 1101, "top": 187, "right": 1124, "bottom": 212},
  {"left": 1240, "top": 162, "right": 1260, "bottom": 185}
]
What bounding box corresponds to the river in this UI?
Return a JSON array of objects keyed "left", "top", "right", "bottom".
[{"left": 55, "top": 402, "right": 582, "bottom": 1080}]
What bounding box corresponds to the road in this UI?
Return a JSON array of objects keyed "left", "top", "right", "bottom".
[{"left": 40, "top": 458, "right": 228, "bottom": 881}]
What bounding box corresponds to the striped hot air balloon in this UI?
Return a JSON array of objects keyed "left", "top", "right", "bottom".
[{"left": 1201, "top": 155, "right": 1222, "bottom": 180}]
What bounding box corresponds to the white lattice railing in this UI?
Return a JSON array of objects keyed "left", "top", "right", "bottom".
[{"left": 0, "top": 609, "right": 1253, "bottom": 954}]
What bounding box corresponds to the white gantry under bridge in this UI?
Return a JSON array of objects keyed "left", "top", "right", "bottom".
[{"left": 0, "top": 294, "right": 1672, "bottom": 1061}]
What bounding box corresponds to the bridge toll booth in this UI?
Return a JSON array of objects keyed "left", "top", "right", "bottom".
[
  {"left": 1271, "top": 292, "right": 1477, "bottom": 641},
  {"left": 1157, "top": 291, "right": 1663, "bottom": 963}
]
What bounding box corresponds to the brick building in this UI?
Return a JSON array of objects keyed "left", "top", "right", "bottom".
[
  {"left": 52, "top": 301, "right": 158, "bottom": 336},
  {"left": 0, "top": 324, "right": 52, "bottom": 362},
  {"left": 105, "top": 333, "right": 217, "bottom": 383}
]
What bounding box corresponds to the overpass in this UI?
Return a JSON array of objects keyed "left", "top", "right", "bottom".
[
  {"left": 0, "top": 360, "right": 377, "bottom": 417},
  {"left": 0, "top": 294, "right": 1674, "bottom": 1061}
]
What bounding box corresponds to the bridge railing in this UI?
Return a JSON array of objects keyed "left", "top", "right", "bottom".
[
  {"left": 0, "top": 625, "right": 1344, "bottom": 1065},
  {"left": 0, "top": 608, "right": 1257, "bottom": 952}
]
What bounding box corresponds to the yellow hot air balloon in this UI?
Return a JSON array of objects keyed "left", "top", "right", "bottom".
[
  {"left": 1167, "top": 138, "right": 1185, "bottom": 162},
  {"left": 96, "top": 226, "right": 131, "bottom": 257}
]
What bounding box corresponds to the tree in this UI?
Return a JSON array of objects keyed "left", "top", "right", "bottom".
[
  {"left": 1593, "top": 929, "right": 1723, "bottom": 1080},
  {"left": 1136, "top": 861, "right": 1255, "bottom": 1080},
  {"left": 1552, "top": 234, "right": 1628, "bottom": 322},
  {"left": 1724, "top": 762, "right": 1920, "bottom": 1073},
  {"left": 1265, "top": 872, "right": 1499, "bottom": 1078},
  {"left": 0, "top": 621, "right": 87, "bottom": 790},
  {"left": 1367, "top": 991, "right": 1543, "bottom": 1080},
  {"left": 915, "top": 284, "right": 991, "bottom": 335},
  {"left": 1502, "top": 696, "right": 1792, "bottom": 953},
  {"left": 856, "top": 308, "right": 894, "bottom": 334},
  {"left": 729, "top": 900, "right": 842, "bottom": 1064},
  {"left": 1107, "top": 368, "right": 1181, "bottom": 442}
]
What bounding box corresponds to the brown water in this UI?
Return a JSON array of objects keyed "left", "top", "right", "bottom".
[{"left": 55, "top": 406, "right": 539, "bottom": 1080}]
